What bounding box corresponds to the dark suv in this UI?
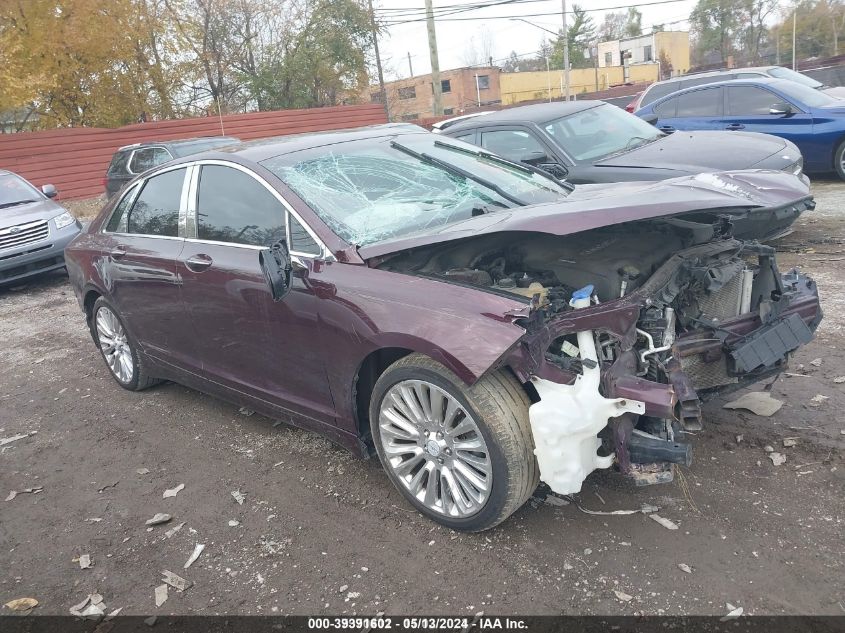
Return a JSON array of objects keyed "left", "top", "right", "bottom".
[{"left": 104, "top": 136, "right": 239, "bottom": 198}]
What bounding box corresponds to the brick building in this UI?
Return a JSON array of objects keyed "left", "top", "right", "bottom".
[{"left": 368, "top": 67, "right": 501, "bottom": 121}]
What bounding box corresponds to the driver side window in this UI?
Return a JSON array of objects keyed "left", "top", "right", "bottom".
[{"left": 480, "top": 129, "right": 552, "bottom": 166}]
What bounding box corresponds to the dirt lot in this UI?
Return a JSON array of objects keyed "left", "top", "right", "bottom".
[{"left": 1, "top": 183, "right": 844, "bottom": 618}]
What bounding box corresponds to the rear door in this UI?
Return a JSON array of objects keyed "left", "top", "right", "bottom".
[
  {"left": 177, "top": 161, "right": 336, "bottom": 423},
  {"left": 653, "top": 85, "right": 725, "bottom": 133},
  {"left": 723, "top": 85, "right": 813, "bottom": 145},
  {"left": 100, "top": 166, "right": 193, "bottom": 366}
]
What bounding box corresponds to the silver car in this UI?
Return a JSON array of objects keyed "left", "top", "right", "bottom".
[{"left": 0, "top": 169, "right": 81, "bottom": 286}]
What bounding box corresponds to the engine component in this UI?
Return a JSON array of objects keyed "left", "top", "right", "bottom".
[
  {"left": 628, "top": 430, "right": 692, "bottom": 466},
  {"left": 529, "top": 285, "right": 645, "bottom": 495}
]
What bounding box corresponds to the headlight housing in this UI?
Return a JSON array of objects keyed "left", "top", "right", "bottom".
[
  {"left": 52, "top": 211, "right": 76, "bottom": 230},
  {"left": 783, "top": 157, "right": 803, "bottom": 176}
]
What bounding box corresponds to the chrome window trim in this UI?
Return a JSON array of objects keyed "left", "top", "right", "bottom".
[
  {"left": 187, "top": 159, "right": 333, "bottom": 260},
  {"left": 101, "top": 163, "right": 189, "bottom": 237}
]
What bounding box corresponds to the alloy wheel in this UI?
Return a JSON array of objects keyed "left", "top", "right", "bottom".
[
  {"left": 95, "top": 306, "right": 134, "bottom": 384},
  {"left": 378, "top": 379, "right": 492, "bottom": 517}
]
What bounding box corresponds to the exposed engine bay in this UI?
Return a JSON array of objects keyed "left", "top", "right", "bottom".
[{"left": 377, "top": 215, "right": 822, "bottom": 493}]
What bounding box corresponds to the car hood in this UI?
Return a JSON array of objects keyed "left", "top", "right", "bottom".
[
  {"left": 592, "top": 131, "right": 791, "bottom": 172},
  {"left": 821, "top": 86, "right": 845, "bottom": 99},
  {"left": 0, "top": 198, "right": 64, "bottom": 227},
  {"left": 358, "top": 170, "right": 810, "bottom": 260}
]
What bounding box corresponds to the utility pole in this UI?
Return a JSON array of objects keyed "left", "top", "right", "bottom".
[
  {"left": 776, "top": 27, "right": 780, "bottom": 65},
  {"left": 424, "top": 0, "right": 443, "bottom": 116},
  {"left": 792, "top": 9, "right": 797, "bottom": 70},
  {"left": 561, "top": 0, "right": 570, "bottom": 100},
  {"left": 407, "top": 52, "right": 414, "bottom": 77},
  {"left": 367, "top": 0, "right": 388, "bottom": 119}
]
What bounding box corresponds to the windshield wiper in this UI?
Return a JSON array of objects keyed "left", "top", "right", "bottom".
[
  {"left": 433, "top": 140, "right": 575, "bottom": 192},
  {"left": 390, "top": 140, "right": 528, "bottom": 206},
  {"left": 0, "top": 199, "right": 37, "bottom": 209}
]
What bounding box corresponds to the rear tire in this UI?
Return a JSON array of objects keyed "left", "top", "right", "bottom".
[
  {"left": 370, "top": 353, "right": 539, "bottom": 531},
  {"left": 91, "top": 297, "right": 160, "bottom": 391},
  {"left": 834, "top": 140, "right": 845, "bottom": 180}
]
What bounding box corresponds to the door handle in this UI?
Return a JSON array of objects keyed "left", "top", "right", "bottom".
[
  {"left": 726, "top": 123, "right": 745, "bottom": 130},
  {"left": 658, "top": 125, "right": 675, "bottom": 133},
  {"left": 110, "top": 247, "right": 126, "bottom": 260},
  {"left": 185, "top": 254, "right": 213, "bottom": 272}
]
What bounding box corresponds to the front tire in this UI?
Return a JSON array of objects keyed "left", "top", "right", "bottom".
[
  {"left": 834, "top": 140, "right": 845, "bottom": 180},
  {"left": 91, "top": 297, "right": 160, "bottom": 391},
  {"left": 370, "top": 353, "right": 538, "bottom": 532}
]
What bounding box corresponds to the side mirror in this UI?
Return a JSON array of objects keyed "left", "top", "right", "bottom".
[
  {"left": 259, "top": 239, "right": 292, "bottom": 301},
  {"left": 641, "top": 113, "right": 659, "bottom": 126},
  {"left": 537, "top": 162, "right": 569, "bottom": 179},
  {"left": 770, "top": 102, "right": 792, "bottom": 115},
  {"left": 41, "top": 184, "right": 57, "bottom": 198}
]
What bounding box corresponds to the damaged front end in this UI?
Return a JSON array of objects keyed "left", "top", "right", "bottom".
[{"left": 375, "top": 206, "right": 821, "bottom": 495}]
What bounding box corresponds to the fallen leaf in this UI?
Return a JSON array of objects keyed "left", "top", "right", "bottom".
[
  {"left": 809, "top": 358, "right": 823, "bottom": 367},
  {"left": 5, "top": 597, "right": 38, "bottom": 612},
  {"left": 678, "top": 563, "right": 692, "bottom": 574},
  {"left": 79, "top": 554, "right": 92, "bottom": 569},
  {"left": 720, "top": 606, "right": 744, "bottom": 621},
  {"left": 0, "top": 431, "right": 37, "bottom": 447},
  {"left": 809, "top": 394, "right": 829, "bottom": 406},
  {"left": 238, "top": 407, "right": 254, "bottom": 416},
  {"left": 723, "top": 392, "right": 783, "bottom": 417},
  {"left": 165, "top": 521, "right": 185, "bottom": 538},
  {"left": 163, "top": 483, "right": 185, "bottom": 498},
  {"left": 228, "top": 520, "right": 240, "bottom": 527},
  {"left": 833, "top": 376, "right": 845, "bottom": 384},
  {"left": 136, "top": 468, "right": 150, "bottom": 475},
  {"left": 231, "top": 490, "right": 246, "bottom": 505},
  {"left": 614, "top": 590, "right": 633, "bottom": 602},
  {"left": 783, "top": 438, "right": 797, "bottom": 447}
]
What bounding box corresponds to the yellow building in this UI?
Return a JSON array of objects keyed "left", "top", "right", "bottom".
[
  {"left": 597, "top": 31, "right": 690, "bottom": 79},
  {"left": 499, "top": 65, "right": 659, "bottom": 105}
]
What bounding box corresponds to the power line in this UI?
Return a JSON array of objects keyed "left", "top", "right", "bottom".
[{"left": 380, "top": 0, "right": 691, "bottom": 25}]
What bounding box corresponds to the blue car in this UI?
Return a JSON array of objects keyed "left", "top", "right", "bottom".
[{"left": 635, "top": 77, "right": 845, "bottom": 179}]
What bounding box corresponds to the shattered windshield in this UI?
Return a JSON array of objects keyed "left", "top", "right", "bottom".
[
  {"left": 261, "top": 135, "right": 568, "bottom": 246},
  {"left": 544, "top": 103, "right": 664, "bottom": 162}
]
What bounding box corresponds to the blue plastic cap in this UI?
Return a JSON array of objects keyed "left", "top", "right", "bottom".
[{"left": 572, "top": 284, "right": 594, "bottom": 301}]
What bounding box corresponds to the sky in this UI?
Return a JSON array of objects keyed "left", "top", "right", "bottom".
[{"left": 374, "top": 0, "right": 700, "bottom": 80}]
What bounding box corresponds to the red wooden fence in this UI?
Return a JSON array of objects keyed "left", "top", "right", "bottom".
[{"left": 0, "top": 104, "right": 388, "bottom": 200}]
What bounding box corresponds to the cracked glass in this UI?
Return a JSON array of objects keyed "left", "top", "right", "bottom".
[{"left": 262, "top": 136, "right": 568, "bottom": 246}]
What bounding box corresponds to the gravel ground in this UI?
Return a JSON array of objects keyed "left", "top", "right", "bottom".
[{"left": 1, "top": 182, "right": 844, "bottom": 617}]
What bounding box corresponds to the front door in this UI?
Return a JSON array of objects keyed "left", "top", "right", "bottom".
[{"left": 177, "top": 162, "right": 335, "bottom": 423}]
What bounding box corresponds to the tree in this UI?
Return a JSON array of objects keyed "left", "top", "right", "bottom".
[
  {"left": 598, "top": 11, "right": 627, "bottom": 42},
  {"left": 771, "top": 0, "right": 845, "bottom": 62},
  {"left": 0, "top": 0, "right": 163, "bottom": 127},
  {"left": 463, "top": 27, "right": 495, "bottom": 66},
  {"left": 690, "top": 0, "right": 742, "bottom": 64},
  {"left": 501, "top": 50, "right": 546, "bottom": 72},
  {"left": 551, "top": 4, "right": 595, "bottom": 69},
  {"left": 624, "top": 8, "right": 643, "bottom": 37}
]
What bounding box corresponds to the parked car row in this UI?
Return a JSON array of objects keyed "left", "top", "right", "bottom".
[{"left": 0, "top": 87, "right": 829, "bottom": 530}]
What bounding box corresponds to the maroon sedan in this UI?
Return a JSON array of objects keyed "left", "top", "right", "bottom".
[{"left": 65, "top": 124, "right": 821, "bottom": 531}]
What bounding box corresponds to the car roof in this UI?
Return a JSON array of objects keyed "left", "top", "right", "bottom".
[
  {"left": 117, "top": 136, "right": 240, "bottom": 152},
  {"left": 444, "top": 101, "right": 602, "bottom": 132},
  {"left": 185, "top": 123, "right": 426, "bottom": 163}
]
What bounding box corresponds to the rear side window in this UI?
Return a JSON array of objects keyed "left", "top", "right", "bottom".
[
  {"left": 196, "top": 165, "right": 285, "bottom": 247},
  {"left": 126, "top": 168, "right": 185, "bottom": 237},
  {"left": 480, "top": 129, "right": 551, "bottom": 164},
  {"left": 641, "top": 82, "right": 678, "bottom": 108},
  {"left": 107, "top": 151, "right": 131, "bottom": 176},
  {"left": 105, "top": 184, "right": 139, "bottom": 232},
  {"left": 130, "top": 147, "right": 172, "bottom": 174},
  {"left": 676, "top": 87, "right": 723, "bottom": 117},
  {"left": 653, "top": 96, "right": 677, "bottom": 118},
  {"left": 727, "top": 86, "right": 778, "bottom": 115}
]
